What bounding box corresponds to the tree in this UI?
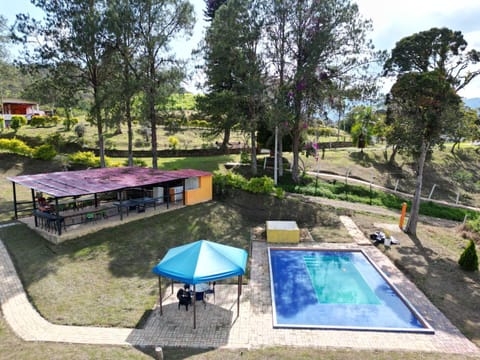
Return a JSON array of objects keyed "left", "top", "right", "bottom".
[
  {"left": 200, "top": 0, "right": 266, "bottom": 176},
  {"left": 447, "top": 105, "right": 479, "bottom": 154},
  {"left": 15, "top": 0, "right": 115, "bottom": 168},
  {"left": 204, "top": 0, "right": 227, "bottom": 20},
  {"left": 347, "top": 106, "right": 379, "bottom": 152},
  {"left": 134, "top": 0, "right": 194, "bottom": 169},
  {"left": 384, "top": 27, "right": 480, "bottom": 92},
  {"left": 384, "top": 28, "right": 480, "bottom": 235},
  {"left": 386, "top": 71, "right": 461, "bottom": 236},
  {"left": 264, "top": 0, "right": 380, "bottom": 183}
]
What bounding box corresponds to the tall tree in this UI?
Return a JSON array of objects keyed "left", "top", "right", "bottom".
[
  {"left": 265, "top": 0, "right": 379, "bottom": 183},
  {"left": 386, "top": 71, "right": 461, "bottom": 236},
  {"left": 384, "top": 27, "right": 480, "bottom": 92},
  {"left": 204, "top": 0, "right": 227, "bottom": 20},
  {"left": 105, "top": 0, "right": 142, "bottom": 166},
  {"left": 384, "top": 27, "right": 480, "bottom": 235},
  {"left": 134, "top": 0, "right": 194, "bottom": 169},
  {"left": 15, "top": 0, "right": 114, "bottom": 167},
  {"left": 200, "top": 0, "right": 265, "bottom": 174}
]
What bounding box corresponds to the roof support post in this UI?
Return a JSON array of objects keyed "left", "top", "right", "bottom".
[
  {"left": 31, "top": 188, "right": 37, "bottom": 227},
  {"left": 54, "top": 198, "right": 61, "bottom": 235},
  {"left": 159, "top": 276, "right": 163, "bottom": 315},
  {"left": 12, "top": 182, "right": 18, "bottom": 219}
]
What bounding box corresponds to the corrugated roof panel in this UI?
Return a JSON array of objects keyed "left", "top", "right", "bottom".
[{"left": 8, "top": 167, "right": 212, "bottom": 198}]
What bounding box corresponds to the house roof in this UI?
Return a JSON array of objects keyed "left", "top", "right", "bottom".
[
  {"left": 2, "top": 98, "right": 38, "bottom": 105},
  {"left": 8, "top": 167, "right": 212, "bottom": 198}
]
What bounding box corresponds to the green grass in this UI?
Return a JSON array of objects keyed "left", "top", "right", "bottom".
[
  {"left": 1, "top": 202, "right": 254, "bottom": 327},
  {"left": 279, "top": 176, "right": 479, "bottom": 222}
]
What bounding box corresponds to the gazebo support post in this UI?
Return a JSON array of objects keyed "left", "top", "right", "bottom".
[
  {"left": 171, "top": 280, "right": 174, "bottom": 294},
  {"left": 159, "top": 277, "right": 163, "bottom": 315},
  {"left": 193, "top": 284, "right": 197, "bottom": 329},
  {"left": 237, "top": 275, "right": 242, "bottom": 318}
]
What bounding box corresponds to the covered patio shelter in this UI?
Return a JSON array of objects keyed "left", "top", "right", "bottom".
[
  {"left": 152, "top": 240, "right": 248, "bottom": 329},
  {"left": 8, "top": 167, "right": 212, "bottom": 238}
]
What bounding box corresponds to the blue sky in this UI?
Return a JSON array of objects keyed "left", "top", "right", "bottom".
[{"left": 3, "top": 0, "right": 480, "bottom": 97}]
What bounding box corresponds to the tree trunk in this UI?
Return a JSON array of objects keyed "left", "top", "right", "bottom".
[
  {"left": 291, "top": 125, "right": 301, "bottom": 183},
  {"left": 451, "top": 141, "right": 458, "bottom": 154},
  {"left": 148, "top": 58, "right": 158, "bottom": 169},
  {"left": 221, "top": 126, "right": 231, "bottom": 152},
  {"left": 405, "top": 140, "right": 429, "bottom": 236},
  {"left": 93, "top": 87, "right": 106, "bottom": 168},
  {"left": 388, "top": 144, "right": 398, "bottom": 165},
  {"left": 126, "top": 98, "right": 133, "bottom": 167}
]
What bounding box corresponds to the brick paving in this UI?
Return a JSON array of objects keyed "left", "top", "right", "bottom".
[{"left": 1, "top": 221, "right": 479, "bottom": 355}]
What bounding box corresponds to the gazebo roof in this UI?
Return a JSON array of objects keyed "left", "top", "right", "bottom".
[{"left": 8, "top": 167, "right": 211, "bottom": 198}]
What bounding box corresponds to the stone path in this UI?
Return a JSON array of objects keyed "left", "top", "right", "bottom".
[{"left": 1, "top": 221, "right": 479, "bottom": 355}]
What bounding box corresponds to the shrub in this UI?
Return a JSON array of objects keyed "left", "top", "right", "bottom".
[
  {"left": 67, "top": 151, "right": 116, "bottom": 168},
  {"left": 240, "top": 151, "right": 250, "bottom": 164},
  {"left": 46, "top": 132, "right": 64, "bottom": 150},
  {"left": 122, "top": 158, "right": 147, "bottom": 167},
  {"left": 10, "top": 115, "right": 27, "bottom": 132},
  {"left": 63, "top": 117, "right": 79, "bottom": 131},
  {"left": 68, "top": 151, "right": 100, "bottom": 168},
  {"left": 32, "top": 144, "right": 57, "bottom": 160},
  {"left": 244, "top": 176, "right": 275, "bottom": 194},
  {"left": 458, "top": 240, "right": 479, "bottom": 271},
  {"left": 134, "top": 138, "right": 146, "bottom": 148},
  {"left": 168, "top": 136, "right": 179, "bottom": 150},
  {"left": 0, "top": 138, "right": 33, "bottom": 156},
  {"left": 74, "top": 123, "right": 86, "bottom": 138},
  {"left": 0, "top": 117, "right": 4, "bottom": 131}
]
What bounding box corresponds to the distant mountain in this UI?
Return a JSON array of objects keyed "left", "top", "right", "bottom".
[{"left": 464, "top": 98, "right": 480, "bottom": 109}]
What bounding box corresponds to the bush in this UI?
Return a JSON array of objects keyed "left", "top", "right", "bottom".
[
  {"left": 68, "top": 151, "right": 101, "bottom": 168},
  {"left": 240, "top": 151, "right": 250, "bottom": 164},
  {"left": 122, "top": 158, "right": 147, "bottom": 167},
  {"left": 168, "top": 136, "right": 179, "bottom": 149},
  {"left": 32, "top": 144, "right": 57, "bottom": 160},
  {"left": 0, "top": 117, "right": 4, "bottom": 131},
  {"left": 244, "top": 176, "right": 275, "bottom": 194},
  {"left": 458, "top": 240, "right": 479, "bottom": 271},
  {"left": 10, "top": 115, "right": 27, "bottom": 132},
  {"left": 63, "top": 117, "right": 79, "bottom": 131},
  {"left": 74, "top": 123, "right": 86, "bottom": 138},
  {"left": 0, "top": 138, "right": 33, "bottom": 156}
]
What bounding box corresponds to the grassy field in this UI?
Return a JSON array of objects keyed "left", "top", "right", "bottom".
[
  {"left": 1, "top": 147, "right": 480, "bottom": 358},
  {"left": 1, "top": 202, "right": 479, "bottom": 359}
]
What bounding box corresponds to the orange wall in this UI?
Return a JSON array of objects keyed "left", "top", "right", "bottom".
[{"left": 185, "top": 175, "right": 212, "bottom": 205}]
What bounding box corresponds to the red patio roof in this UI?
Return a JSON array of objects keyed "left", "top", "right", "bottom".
[{"left": 8, "top": 167, "right": 212, "bottom": 198}]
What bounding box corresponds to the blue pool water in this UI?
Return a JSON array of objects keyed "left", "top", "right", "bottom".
[{"left": 268, "top": 249, "right": 434, "bottom": 333}]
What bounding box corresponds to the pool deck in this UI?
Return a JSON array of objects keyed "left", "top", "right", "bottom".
[{"left": 1, "top": 217, "right": 479, "bottom": 355}]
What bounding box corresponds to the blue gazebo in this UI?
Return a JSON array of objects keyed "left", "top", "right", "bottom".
[{"left": 152, "top": 240, "right": 248, "bottom": 328}]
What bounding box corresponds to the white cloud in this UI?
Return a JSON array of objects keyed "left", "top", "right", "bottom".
[{"left": 356, "top": 0, "right": 480, "bottom": 98}]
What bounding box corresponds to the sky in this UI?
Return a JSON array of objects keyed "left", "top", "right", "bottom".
[{"left": 3, "top": 0, "right": 480, "bottom": 98}]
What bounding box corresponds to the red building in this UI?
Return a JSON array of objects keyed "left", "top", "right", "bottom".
[{"left": 1, "top": 98, "right": 43, "bottom": 126}]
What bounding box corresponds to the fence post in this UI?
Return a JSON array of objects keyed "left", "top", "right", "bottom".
[{"left": 428, "top": 184, "right": 437, "bottom": 199}]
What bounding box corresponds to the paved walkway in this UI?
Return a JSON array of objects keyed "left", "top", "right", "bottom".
[{"left": 1, "top": 221, "right": 479, "bottom": 355}]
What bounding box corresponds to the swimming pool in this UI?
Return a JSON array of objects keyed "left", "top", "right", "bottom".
[{"left": 268, "top": 248, "right": 434, "bottom": 333}]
